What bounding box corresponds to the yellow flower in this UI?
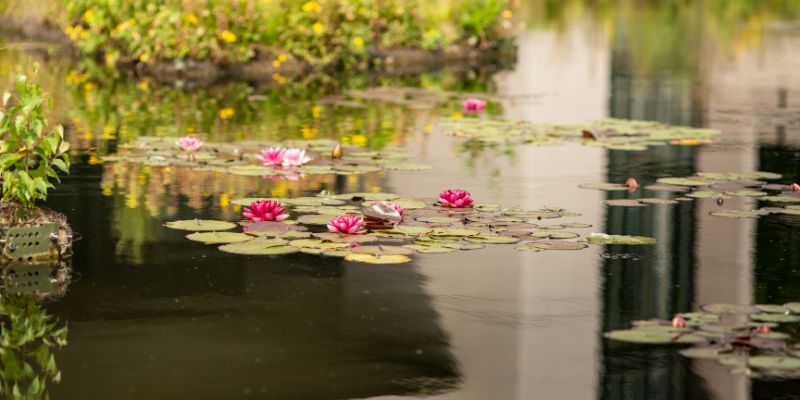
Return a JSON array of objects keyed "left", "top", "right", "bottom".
[
  {"left": 351, "top": 135, "right": 368, "bottom": 147},
  {"left": 139, "top": 53, "right": 150, "bottom": 63},
  {"left": 102, "top": 186, "right": 113, "bottom": 196},
  {"left": 311, "top": 105, "right": 322, "bottom": 119},
  {"left": 312, "top": 22, "right": 324, "bottom": 35},
  {"left": 219, "top": 107, "right": 235, "bottom": 120},
  {"left": 65, "top": 25, "right": 86, "bottom": 42},
  {"left": 82, "top": 7, "right": 95, "bottom": 24},
  {"left": 450, "top": 112, "right": 464, "bottom": 119},
  {"left": 219, "top": 30, "right": 237, "bottom": 43},
  {"left": 302, "top": 1, "right": 321, "bottom": 13},
  {"left": 184, "top": 13, "right": 199, "bottom": 26},
  {"left": 278, "top": 54, "right": 287, "bottom": 62},
  {"left": 83, "top": 82, "right": 96, "bottom": 93},
  {"left": 138, "top": 81, "right": 149, "bottom": 91},
  {"left": 272, "top": 73, "right": 286, "bottom": 85},
  {"left": 219, "top": 193, "right": 230, "bottom": 207},
  {"left": 352, "top": 36, "right": 364, "bottom": 48},
  {"left": 272, "top": 60, "right": 281, "bottom": 68},
  {"left": 502, "top": 9, "right": 513, "bottom": 19}
]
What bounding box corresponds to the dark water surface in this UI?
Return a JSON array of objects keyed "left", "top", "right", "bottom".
[{"left": 2, "top": 3, "right": 800, "bottom": 400}]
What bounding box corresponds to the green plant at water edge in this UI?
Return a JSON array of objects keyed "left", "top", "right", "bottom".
[
  {"left": 0, "top": 294, "right": 68, "bottom": 399},
  {"left": 456, "top": 0, "right": 507, "bottom": 47},
  {"left": 0, "top": 66, "right": 70, "bottom": 212}
]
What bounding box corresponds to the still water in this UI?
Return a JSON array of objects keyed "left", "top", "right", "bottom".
[{"left": 2, "top": 3, "right": 800, "bottom": 399}]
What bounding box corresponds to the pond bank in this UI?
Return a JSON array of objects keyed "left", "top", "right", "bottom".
[{"left": 0, "top": 14, "right": 515, "bottom": 86}]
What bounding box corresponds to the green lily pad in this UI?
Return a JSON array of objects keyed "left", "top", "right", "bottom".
[
  {"left": 403, "top": 244, "right": 455, "bottom": 254},
  {"left": 439, "top": 242, "right": 485, "bottom": 250},
  {"left": 710, "top": 209, "right": 771, "bottom": 218},
  {"left": 605, "top": 329, "right": 706, "bottom": 344},
  {"left": 289, "top": 239, "right": 349, "bottom": 250},
  {"left": 351, "top": 246, "right": 415, "bottom": 255},
  {"left": 701, "top": 303, "right": 760, "bottom": 315},
  {"left": 389, "top": 226, "right": 432, "bottom": 236},
  {"left": 657, "top": 177, "right": 711, "bottom": 186},
  {"left": 645, "top": 184, "right": 690, "bottom": 192},
  {"left": 587, "top": 233, "right": 656, "bottom": 245},
  {"left": 475, "top": 203, "right": 502, "bottom": 212},
  {"left": 330, "top": 192, "right": 400, "bottom": 201},
  {"left": 518, "top": 240, "right": 588, "bottom": 251},
  {"left": 416, "top": 216, "right": 462, "bottom": 224},
  {"left": 606, "top": 199, "right": 647, "bottom": 207},
  {"left": 725, "top": 190, "right": 768, "bottom": 197},
  {"left": 686, "top": 191, "right": 728, "bottom": 199},
  {"left": 219, "top": 243, "right": 298, "bottom": 255},
  {"left": 276, "top": 231, "right": 313, "bottom": 239},
  {"left": 465, "top": 234, "right": 521, "bottom": 244},
  {"left": 431, "top": 228, "right": 480, "bottom": 237},
  {"left": 186, "top": 232, "right": 254, "bottom": 244},
  {"left": 390, "top": 199, "right": 429, "bottom": 209},
  {"left": 563, "top": 223, "right": 592, "bottom": 228},
  {"left": 344, "top": 253, "right": 411, "bottom": 264},
  {"left": 761, "top": 196, "right": 800, "bottom": 203},
  {"left": 311, "top": 232, "right": 377, "bottom": 243},
  {"left": 530, "top": 231, "right": 579, "bottom": 239},
  {"left": 165, "top": 219, "right": 237, "bottom": 231},
  {"left": 749, "top": 356, "right": 800, "bottom": 370},
  {"left": 679, "top": 346, "right": 731, "bottom": 360},
  {"left": 639, "top": 198, "right": 679, "bottom": 205},
  {"left": 503, "top": 210, "right": 562, "bottom": 219},
  {"left": 784, "top": 303, "right": 800, "bottom": 313},
  {"left": 756, "top": 305, "right": 788, "bottom": 314},
  {"left": 284, "top": 197, "right": 345, "bottom": 206},
  {"left": 320, "top": 249, "right": 354, "bottom": 258},
  {"left": 297, "top": 214, "right": 339, "bottom": 225},
  {"left": 751, "top": 314, "right": 800, "bottom": 323}
]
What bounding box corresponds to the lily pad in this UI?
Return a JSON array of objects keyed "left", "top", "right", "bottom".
[
  {"left": 465, "top": 234, "right": 521, "bottom": 244},
  {"left": 518, "top": 241, "right": 588, "bottom": 251},
  {"left": 403, "top": 244, "right": 456, "bottom": 254},
  {"left": 587, "top": 233, "right": 656, "bottom": 245},
  {"left": 186, "top": 232, "right": 254, "bottom": 244},
  {"left": 751, "top": 314, "right": 800, "bottom": 323},
  {"left": 701, "top": 304, "right": 760, "bottom": 315},
  {"left": 312, "top": 232, "right": 377, "bottom": 243},
  {"left": 344, "top": 253, "right": 411, "bottom": 264},
  {"left": 284, "top": 197, "right": 345, "bottom": 206},
  {"left": 297, "top": 214, "right": 340, "bottom": 225},
  {"left": 219, "top": 243, "right": 299, "bottom": 255},
  {"left": 390, "top": 226, "right": 432, "bottom": 236},
  {"left": 686, "top": 191, "right": 728, "bottom": 199},
  {"left": 606, "top": 199, "right": 647, "bottom": 207},
  {"left": 657, "top": 177, "right": 710, "bottom": 186},
  {"left": 784, "top": 303, "right": 800, "bottom": 314},
  {"left": 749, "top": 356, "right": 800, "bottom": 370},
  {"left": 639, "top": 198, "right": 679, "bottom": 205},
  {"left": 165, "top": 219, "right": 237, "bottom": 231},
  {"left": 756, "top": 304, "right": 788, "bottom": 314},
  {"left": 382, "top": 163, "right": 432, "bottom": 171},
  {"left": 530, "top": 231, "right": 579, "bottom": 239},
  {"left": 645, "top": 184, "right": 690, "bottom": 192},
  {"left": 351, "top": 246, "right": 415, "bottom": 255},
  {"left": 228, "top": 165, "right": 276, "bottom": 176},
  {"left": 680, "top": 346, "right": 731, "bottom": 360},
  {"left": 605, "top": 329, "right": 706, "bottom": 344},
  {"left": 725, "top": 190, "right": 768, "bottom": 197},
  {"left": 710, "top": 209, "right": 771, "bottom": 218},
  {"left": 416, "top": 216, "right": 462, "bottom": 224}
]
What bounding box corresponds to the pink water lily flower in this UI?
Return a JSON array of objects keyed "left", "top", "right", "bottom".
[
  {"left": 243, "top": 200, "right": 289, "bottom": 222},
  {"left": 257, "top": 147, "right": 286, "bottom": 167},
  {"left": 625, "top": 178, "right": 639, "bottom": 192},
  {"left": 438, "top": 189, "right": 474, "bottom": 208},
  {"left": 462, "top": 98, "right": 486, "bottom": 114},
  {"left": 327, "top": 215, "right": 365, "bottom": 235},
  {"left": 671, "top": 316, "right": 687, "bottom": 329},
  {"left": 755, "top": 325, "right": 771, "bottom": 334},
  {"left": 176, "top": 136, "right": 202, "bottom": 152},
  {"left": 281, "top": 148, "right": 311, "bottom": 167},
  {"left": 371, "top": 201, "right": 404, "bottom": 217},
  {"left": 791, "top": 183, "right": 800, "bottom": 192}
]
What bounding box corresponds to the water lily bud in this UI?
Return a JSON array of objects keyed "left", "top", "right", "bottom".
[
  {"left": 755, "top": 325, "right": 771, "bottom": 334},
  {"left": 625, "top": 178, "right": 639, "bottom": 191},
  {"left": 332, "top": 144, "right": 343, "bottom": 160},
  {"left": 671, "top": 316, "right": 687, "bottom": 329}
]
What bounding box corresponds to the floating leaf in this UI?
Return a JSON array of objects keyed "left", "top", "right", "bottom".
[
  {"left": 605, "top": 329, "right": 706, "bottom": 344},
  {"left": 606, "top": 199, "right": 647, "bottom": 207},
  {"left": 639, "top": 198, "right": 679, "bottom": 205},
  {"left": 701, "top": 304, "right": 760, "bottom": 315},
  {"left": 297, "top": 214, "right": 338, "bottom": 225},
  {"left": 725, "top": 190, "right": 768, "bottom": 197},
  {"left": 657, "top": 177, "right": 710, "bottom": 186},
  {"left": 403, "top": 244, "right": 456, "bottom": 254},
  {"left": 219, "top": 243, "right": 298, "bottom": 255},
  {"left": 289, "top": 239, "right": 349, "bottom": 250},
  {"left": 518, "top": 240, "right": 588, "bottom": 250},
  {"left": 530, "top": 231, "right": 579, "bottom": 239},
  {"left": 686, "top": 191, "right": 728, "bottom": 199},
  {"left": 416, "top": 216, "right": 462, "bottom": 224},
  {"left": 756, "top": 305, "right": 788, "bottom": 314},
  {"left": 751, "top": 314, "right": 800, "bottom": 323},
  {"left": 465, "top": 234, "right": 521, "bottom": 244},
  {"left": 710, "top": 209, "right": 771, "bottom": 218},
  {"left": 227, "top": 165, "right": 276, "bottom": 176},
  {"left": 784, "top": 303, "right": 800, "bottom": 314},
  {"left": 344, "top": 253, "right": 411, "bottom": 264},
  {"left": 748, "top": 356, "right": 800, "bottom": 370},
  {"left": 312, "top": 232, "right": 377, "bottom": 243},
  {"left": 761, "top": 196, "right": 800, "bottom": 203},
  {"left": 165, "top": 219, "right": 236, "bottom": 231},
  {"left": 645, "top": 184, "right": 690, "bottom": 192},
  {"left": 390, "top": 226, "right": 432, "bottom": 236},
  {"left": 284, "top": 197, "right": 345, "bottom": 206},
  {"left": 680, "top": 346, "right": 731, "bottom": 360},
  {"left": 475, "top": 203, "right": 502, "bottom": 212},
  {"left": 351, "top": 246, "right": 415, "bottom": 255},
  {"left": 243, "top": 221, "right": 305, "bottom": 236},
  {"left": 587, "top": 233, "right": 656, "bottom": 245},
  {"left": 382, "top": 162, "right": 432, "bottom": 171},
  {"left": 186, "top": 232, "right": 254, "bottom": 244}
]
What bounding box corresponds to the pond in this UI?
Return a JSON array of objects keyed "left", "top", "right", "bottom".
[{"left": 2, "top": 2, "right": 800, "bottom": 399}]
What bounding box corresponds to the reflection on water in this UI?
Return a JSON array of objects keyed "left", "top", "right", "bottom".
[{"left": 1, "top": 1, "right": 800, "bottom": 399}]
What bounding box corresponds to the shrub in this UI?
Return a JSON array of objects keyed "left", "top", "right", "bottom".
[{"left": 0, "top": 66, "right": 70, "bottom": 213}]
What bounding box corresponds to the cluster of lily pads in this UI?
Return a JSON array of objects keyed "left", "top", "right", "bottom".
[
  {"left": 606, "top": 303, "right": 800, "bottom": 378},
  {"left": 437, "top": 117, "right": 720, "bottom": 150},
  {"left": 580, "top": 172, "right": 800, "bottom": 218},
  {"left": 100, "top": 136, "right": 432, "bottom": 179},
  {"left": 164, "top": 190, "right": 658, "bottom": 264}
]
